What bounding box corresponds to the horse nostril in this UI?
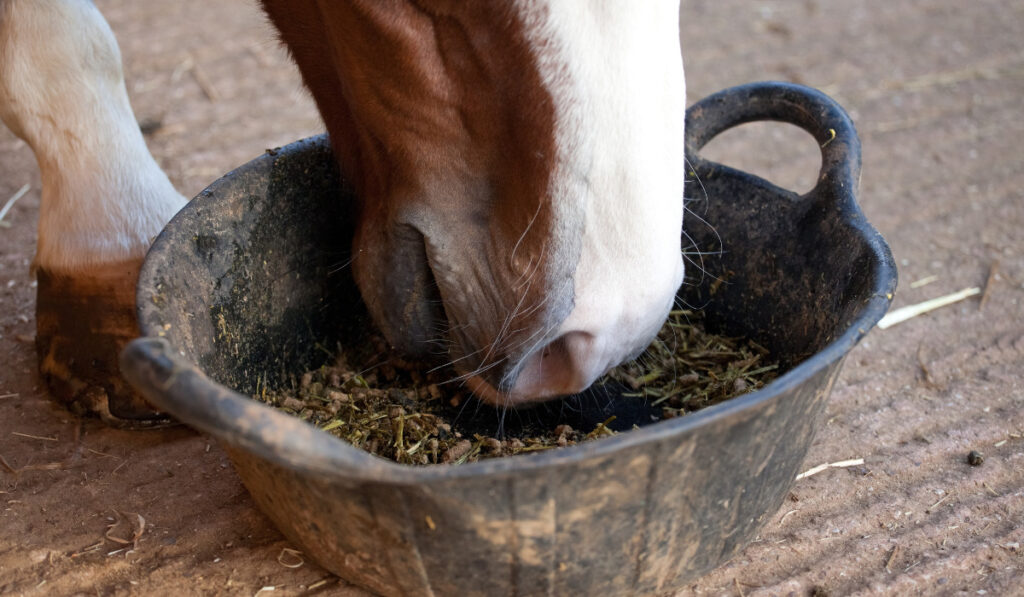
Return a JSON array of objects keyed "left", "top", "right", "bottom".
[{"left": 509, "top": 331, "right": 603, "bottom": 401}]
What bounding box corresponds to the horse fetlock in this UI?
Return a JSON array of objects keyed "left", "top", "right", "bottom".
[{"left": 35, "top": 260, "right": 173, "bottom": 428}]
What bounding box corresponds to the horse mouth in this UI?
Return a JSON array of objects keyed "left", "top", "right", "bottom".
[
  {"left": 389, "top": 223, "right": 574, "bottom": 406},
  {"left": 462, "top": 373, "right": 539, "bottom": 408}
]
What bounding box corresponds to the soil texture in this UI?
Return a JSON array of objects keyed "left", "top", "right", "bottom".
[{"left": 1, "top": 1, "right": 1022, "bottom": 595}]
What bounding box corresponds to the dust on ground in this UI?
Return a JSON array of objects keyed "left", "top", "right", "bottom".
[{"left": 1, "top": 0, "right": 1022, "bottom": 595}]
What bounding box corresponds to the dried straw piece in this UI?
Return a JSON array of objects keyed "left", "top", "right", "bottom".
[
  {"left": 877, "top": 287, "right": 980, "bottom": 329},
  {"left": 277, "top": 547, "right": 304, "bottom": 569},
  {"left": 796, "top": 458, "right": 865, "bottom": 480},
  {"left": 979, "top": 260, "right": 1000, "bottom": 311},
  {"left": 0, "top": 183, "right": 30, "bottom": 227}
]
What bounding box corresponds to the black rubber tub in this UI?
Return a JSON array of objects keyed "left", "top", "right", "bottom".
[{"left": 121, "top": 82, "right": 896, "bottom": 596}]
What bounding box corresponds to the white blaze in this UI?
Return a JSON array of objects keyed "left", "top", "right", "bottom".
[{"left": 513, "top": 0, "right": 686, "bottom": 397}]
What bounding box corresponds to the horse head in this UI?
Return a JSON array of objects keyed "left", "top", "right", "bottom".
[{"left": 264, "top": 0, "right": 686, "bottom": 406}]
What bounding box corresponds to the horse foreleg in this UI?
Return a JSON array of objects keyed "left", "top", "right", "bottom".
[{"left": 0, "top": 0, "right": 186, "bottom": 425}]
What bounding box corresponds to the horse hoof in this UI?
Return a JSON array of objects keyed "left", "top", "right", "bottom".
[{"left": 35, "top": 261, "right": 175, "bottom": 429}]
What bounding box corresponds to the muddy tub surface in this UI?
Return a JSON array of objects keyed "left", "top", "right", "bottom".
[{"left": 121, "top": 82, "right": 896, "bottom": 596}]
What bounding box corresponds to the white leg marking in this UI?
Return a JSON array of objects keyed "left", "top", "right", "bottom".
[{"left": 0, "top": 0, "right": 185, "bottom": 271}]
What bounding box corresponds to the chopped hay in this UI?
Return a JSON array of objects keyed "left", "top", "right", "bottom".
[{"left": 255, "top": 310, "right": 781, "bottom": 465}]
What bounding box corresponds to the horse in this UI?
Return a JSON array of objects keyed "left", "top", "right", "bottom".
[{"left": 0, "top": 0, "right": 685, "bottom": 425}]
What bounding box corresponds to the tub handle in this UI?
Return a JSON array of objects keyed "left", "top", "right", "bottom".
[{"left": 684, "top": 81, "right": 861, "bottom": 198}]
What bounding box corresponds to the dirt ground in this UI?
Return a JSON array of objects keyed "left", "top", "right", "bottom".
[{"left": 1, "top": 0, "right": 1022, "bottom": 595}]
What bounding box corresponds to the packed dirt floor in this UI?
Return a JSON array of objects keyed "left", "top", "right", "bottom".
[{"left": 1, "top": 1, "right": 1022, "bottom": 595}]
